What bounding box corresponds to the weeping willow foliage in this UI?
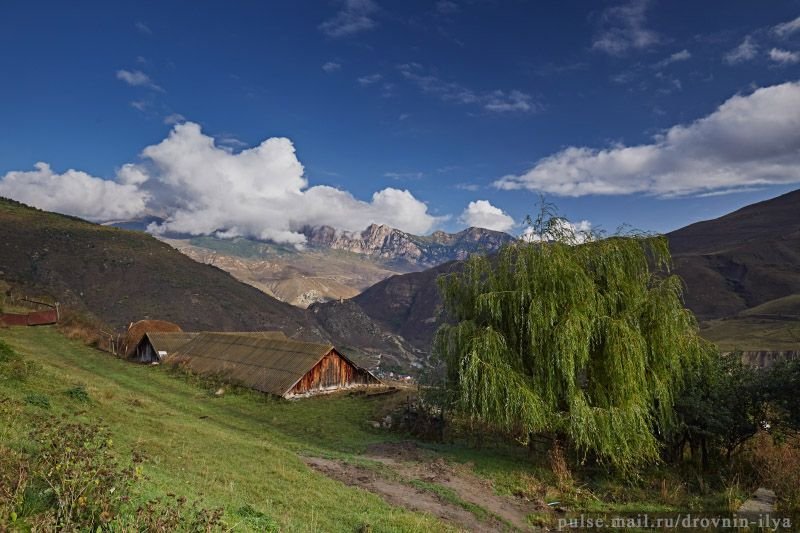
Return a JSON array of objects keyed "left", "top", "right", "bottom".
[{"left": 434, "top": 213, "right": 715, "bottom": 470}]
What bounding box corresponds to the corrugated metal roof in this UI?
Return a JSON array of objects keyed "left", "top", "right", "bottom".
[{"left": 167, "top": 333, "right": 335, "bottom": 396}]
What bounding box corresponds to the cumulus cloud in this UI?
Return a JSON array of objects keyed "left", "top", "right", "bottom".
[
  {"left": 494, "top": 81, "right": 800, "bottom": 197},
  {"left": 322, "top": 61, "right": 342, "bottom": 73},
  {"left": 319, "top": 0, "right": 378, "bottom": 38},
  {"left": 769, "top": 48, "right": 800, "bottom": 64},
  {"left": 520, "top": 219, "right": 593, "bottom": 244},
  {"left": 724, "top": 36, "right": 758, "bottom": 64},
  {"left": 592, "top": 0, "right": 660, "bottom": 56},
  {"left": 116, "top": 69, "right": 162, "bottom": 91},
  {"left": 0, "top": 162, "right": 148, "bottom": 221},
  {"left": 458, "top": 200, "right": 515, "bottom": 232},
  {"left": 138, "top": 123, "right": 449, "bottom": 242},
  {"left": 0, "top": 123, "right": 446, "bottom": 243},
  {"left": 773, "top": 16, "right": 800, "bottom": 38}
]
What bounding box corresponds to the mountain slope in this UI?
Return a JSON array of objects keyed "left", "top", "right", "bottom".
[
  {"left": 317, "top": 189, "right": 800, "bottom": 357},
  {"left": 668, "top": 189, "right": 800, "bottom": 319},
  {"left": 302, "top": 224, "right": 515, "bottom": 268},
  {"left": 0, "top": 198, "right": 318, "bottom": 336},
  {"left": 154, "top": 225, "right": 514, "bottom": 308}
]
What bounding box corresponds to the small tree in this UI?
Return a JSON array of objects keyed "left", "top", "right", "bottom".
[{"left": 434, "top": 206, "right": 715, "bottom": 470}]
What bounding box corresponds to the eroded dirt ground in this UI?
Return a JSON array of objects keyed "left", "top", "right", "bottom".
[{"left": 304, "top": 441, "right": 545, "bottom": 532}]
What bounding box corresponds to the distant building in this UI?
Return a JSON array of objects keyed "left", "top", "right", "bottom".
[{"left": 167, "top": 332, "right": 381, "bottom": 398}]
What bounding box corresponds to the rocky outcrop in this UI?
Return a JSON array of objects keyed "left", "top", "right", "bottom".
[{"left": 301, "top": 224, "right": 514, "bottom": 267}]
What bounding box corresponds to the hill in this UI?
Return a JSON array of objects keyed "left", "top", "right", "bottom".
[
  {"left": 154, "top": 225, "right": 513, "bottom": 308},
  {"left": 0, "top": 197, "right": 318, "bottom": 336},
  {"left": 317, "top": 189, "right": 800, "bottom": 357},
  {"left": 0, "top": 326, "right": 743, "bottom": 530}
]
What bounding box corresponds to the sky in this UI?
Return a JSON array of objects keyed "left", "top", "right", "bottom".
[{"left": 1, "top": 0, "right": 800, "bottom": 242}]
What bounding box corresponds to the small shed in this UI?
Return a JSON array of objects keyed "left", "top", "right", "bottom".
[
  {"left": 167, "top": 333, "right": 380, "bottom": 398},
  {"left": 124, "top": 320, "right": 183, "bottom": 358}
]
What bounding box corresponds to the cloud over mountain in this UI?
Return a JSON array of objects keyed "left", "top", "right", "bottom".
[
  {"left": 0, "top": 122, "right": 447, "bottom": 244},
  {"left": 494, "top": 81, "right": 800, "bottom": 197},
  {"left": 459, "top": 200, "right": 515, "bottom": 232}
]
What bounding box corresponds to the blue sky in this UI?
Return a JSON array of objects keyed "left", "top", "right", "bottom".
[{"left": 1, "top": 0, "right": 799, "bottom": 240}]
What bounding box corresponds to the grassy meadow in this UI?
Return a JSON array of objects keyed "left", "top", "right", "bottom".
[{"left": 0, "top": 326, "right": 751, "bottom": 531}]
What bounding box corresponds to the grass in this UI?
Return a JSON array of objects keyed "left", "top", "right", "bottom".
[
  {"left": 0, "top": 326, "right": 751, "bottom": 531},
  {"left": 700, "top": 317, "right": 800, "bottom": 351},
  {"left": 0, "top": 326, "right": 448, "bottom": 532}
]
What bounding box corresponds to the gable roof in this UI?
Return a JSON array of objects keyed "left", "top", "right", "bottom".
[
  {"left": 144, "top": 332, "right": 200, "bottom": 355},
  {"left": 167, "top": 333, "right": 338, "bottom": 396}
]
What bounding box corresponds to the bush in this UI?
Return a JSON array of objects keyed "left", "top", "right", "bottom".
[
  {"left": 115, "top": 495, "right": 225, "bottom": 532},
  {"left": 64, "top": 385, "right": 90, "bottom": 403},
  {"left": 0, "top": 445, "right": 29, "bottom": 527},
  {"left": 0, "top": 340, "right": 41, "bottom": 383},
  {"left": 24, "top": 393, "right": 51, "bottom": 409},
  {"left": 741, "top": 432, "right": 800, "bottom": 512},
  {"left": 29, "top": 418, "right": 143, "bottom": 530}
]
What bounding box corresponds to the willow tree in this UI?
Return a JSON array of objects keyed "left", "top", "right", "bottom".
[{"left": 434, "top": 209, "right": 715, "bottom": 470}]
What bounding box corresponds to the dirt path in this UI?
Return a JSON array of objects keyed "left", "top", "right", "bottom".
[
  {"left": 366, "top": 442, "right": 540, "bottom": 531},
  {"left": 304, "top": 457, "right": 501, "bottom": 532},
  {"left": 305, "top": 441, "right": 543, "bottom": 531}
]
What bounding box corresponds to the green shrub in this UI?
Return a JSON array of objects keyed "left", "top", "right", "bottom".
[
  {"left": 29, "top": 418, "right": 143, "bottom": 530},
  {"left": 237, "top": 504, "right": 280, "bottom": 532},
  {"left": 116, "top": 495, "right": 225, "bottom": 531},
  {"left": 24, "top": 393, "right": 50, "bottom": 409},
  {"left": 0, "top": 340, "right": 18, "bottom": 363},
  {"left": 65, "top": 385, "right": 90, "bottom": 403}
]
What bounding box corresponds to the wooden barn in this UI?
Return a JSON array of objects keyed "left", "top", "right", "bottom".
[
  {"left": 132, "top": 330, "right": 289, "bottom": 364},
  {"left": 167, "top": 332, "right": 380, "bottom": 398}
]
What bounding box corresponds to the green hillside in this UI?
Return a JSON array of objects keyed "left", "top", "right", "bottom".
[
  {"left": 0, "top": 198, "right": 315, "bottom": 335},
  {"left": 0, "top": 327, "right": 447, "bottom": 531},
  {"left": 0, "top": 327, "right": 745, "bottom": 531}
]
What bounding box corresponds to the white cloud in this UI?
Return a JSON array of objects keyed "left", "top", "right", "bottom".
[
  {"left": 653, "top": 49, "right": 691, "bottom": 68},
  {"left": 724, "top": 36, "right": 758, "bottom": 64},
  {"left": 163, "top": 113, "right": 186, "bottom": 125},
  {"left": 494, "top": 81, "right": 800, "bottom": 197},
  {"left": 135, "top": 21, "right": 152, "bottom": 35},
  {"left": 0, "top": 123, "right": 447, "bottom": 243},
  {"left": 484, "top": 90, "right": 536, "bottom": 113},
  {"left": 319, "top": 0, "right": 378, "bottom": 38},
  {"left": 773, "top": 16, "right": 800, "bottom": 38},
  {"left": 397, "top": 63, "right": 538, "bottom": 114},
  {"left": 520, "top": 219, "right": 593, "bottom": 244},
  {"left": 592, "top": 0, "right": 660, "bottom": 56},
  {"left": 0, "top": 162, "right": 148, "bottom": 221},
  {"left": 769, "top": 48, "right": 800, "bottom": 64},
  {"left": 322, "top": 61, "right": 342, "bottom": 73},
  {"left": 137, "top": 123, "right": 446, "bottom": 241},
  {"left": 357, "top": 73, "right": 382, "bottom": 85},
  {"left": 458, "top": 200, "right": 515, "bottom": 232},
  {"left": 116, "top": 69, "right": 162, "bottom": 91}
]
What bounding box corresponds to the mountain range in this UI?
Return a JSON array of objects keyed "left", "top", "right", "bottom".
[
  {"left": 313, "top": 189, "right": 800, "bottom": 358},
  {"left": 152, "top": 224, "right": 513, "bottom": 307},
  {"left": 2, "top": 190, "right": 798, "bottom": 372}
]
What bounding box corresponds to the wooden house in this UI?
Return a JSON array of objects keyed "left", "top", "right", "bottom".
[{"left": 167, "top": 332, "right": 380, "bottom": 398}]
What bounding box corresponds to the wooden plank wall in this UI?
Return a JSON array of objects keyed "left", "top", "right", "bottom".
[{"left": 290, "top": 350, "right": 375, "bottom": 395}]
